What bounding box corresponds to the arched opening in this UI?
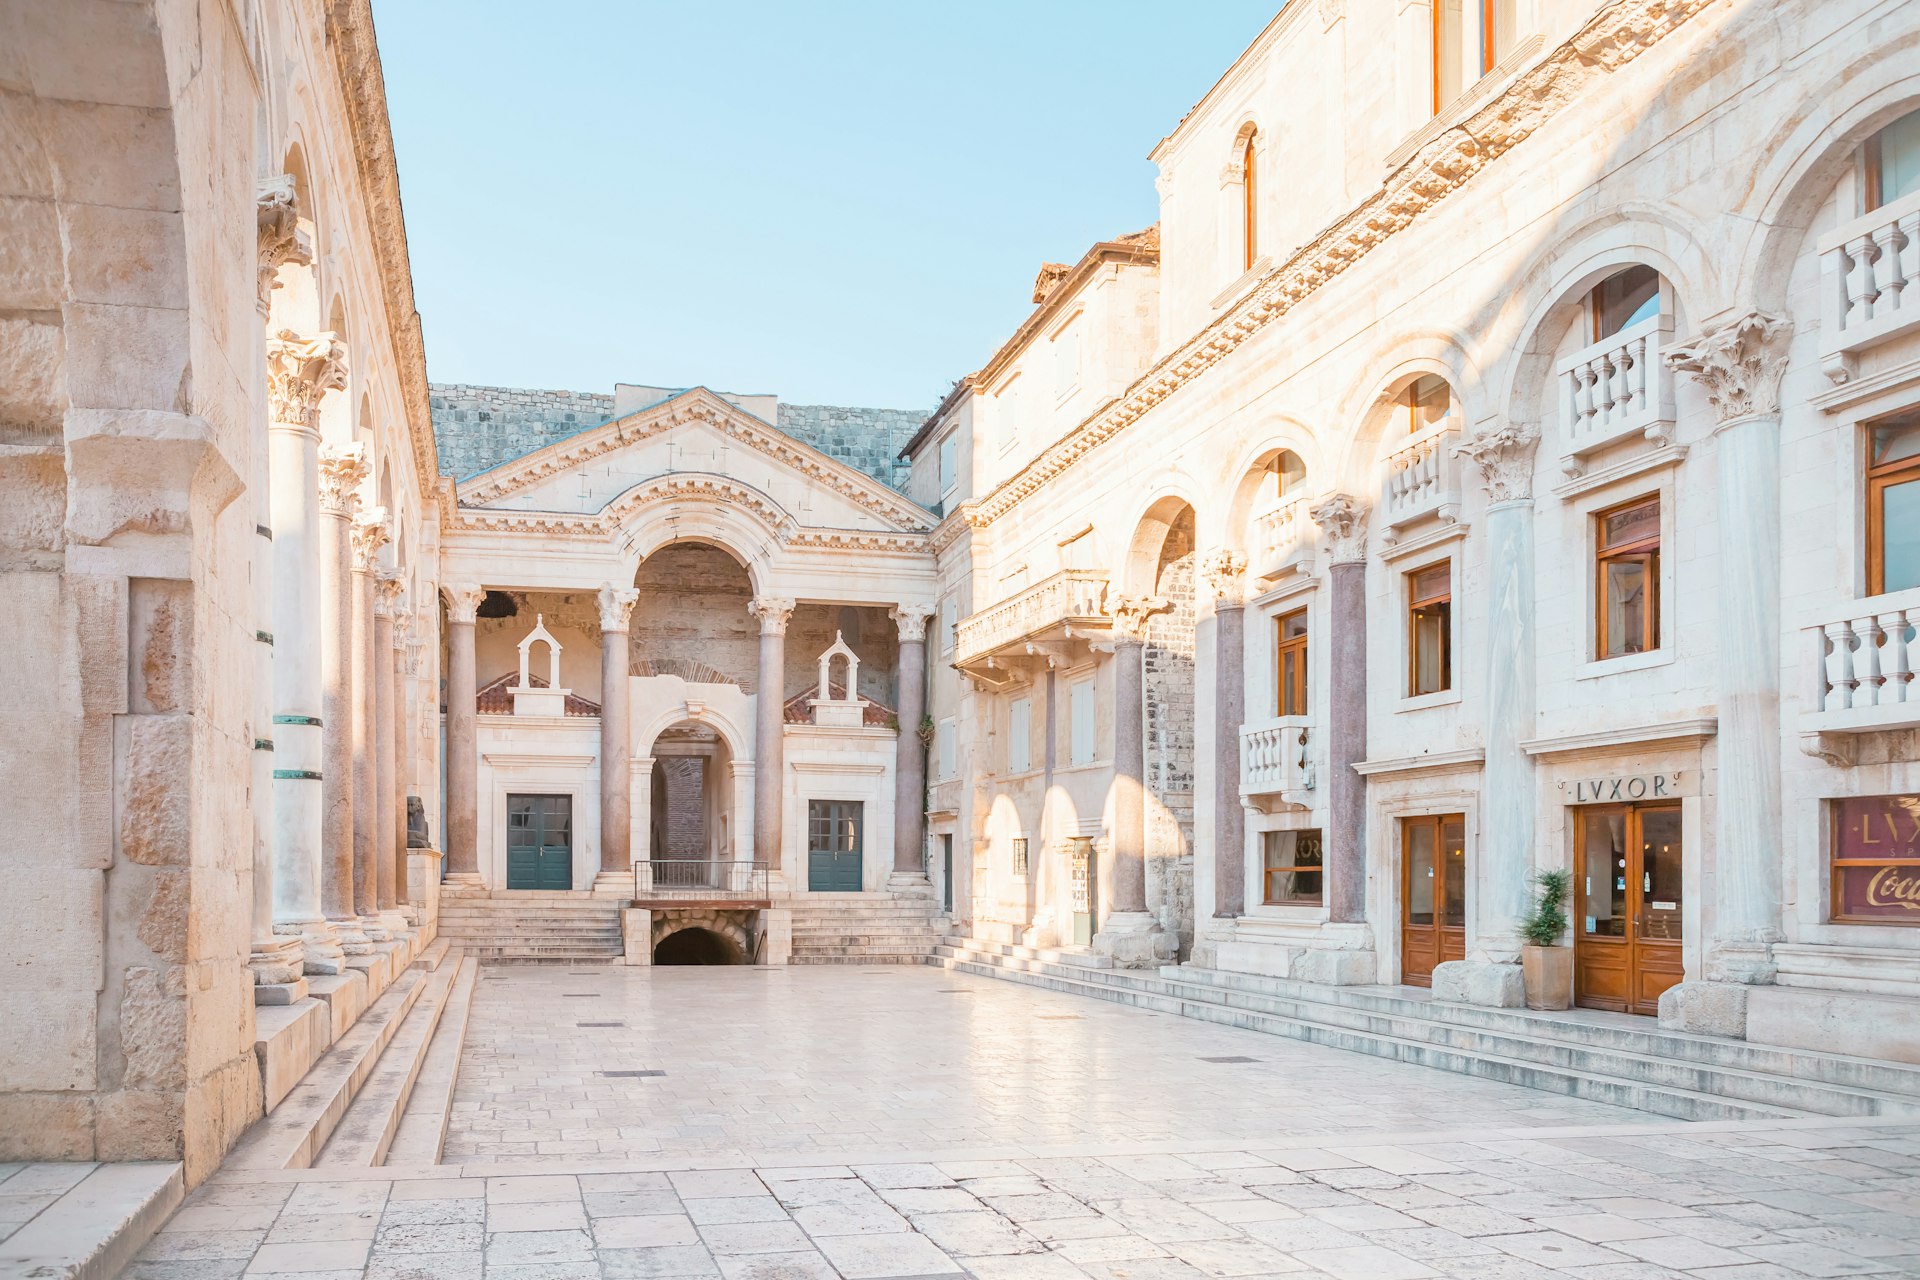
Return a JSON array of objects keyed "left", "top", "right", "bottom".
[
  {"left": 1240, "top": 128, "right": 1259, "bottom": 271},
  {"left": 632, "top": 542, "right": 758, "bottom": 692},
  {"left": 647, "top": 720, "right": 735, "bottom": 875},
  {"left": 1126, "top": 499, "right": 1198, "bottom": 959},
  {"left": 653, "top": 927, "right": 741, "bottom": 965},
  {"left": 1228, "top": 446, "right": 1309, "bottom": 581}
]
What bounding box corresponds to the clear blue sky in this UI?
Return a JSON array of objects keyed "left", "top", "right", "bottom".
[{"left": 375, "top": 2, "right": 1278, "bottom": 411}]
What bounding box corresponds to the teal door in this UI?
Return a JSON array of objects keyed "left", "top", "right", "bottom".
[
  {"left": 507, "top": 794, "right": 572, "bottom": 890},
  {"left": 807, "top": 800, "right": 864, "bottom": 892}
]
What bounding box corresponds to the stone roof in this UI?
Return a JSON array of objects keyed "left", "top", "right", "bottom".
[
  {"left": 474, "top": 671, "right": 601, "bottom": 717},
  {"left": 781, "top": 683, "right": 895, "bottom": 727}
]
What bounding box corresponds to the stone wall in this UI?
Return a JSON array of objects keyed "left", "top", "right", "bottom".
[
  {"left": 1145, "top": 509, "right": 1196, "bottom": 958},
  {"left": 774, "top": 403, "right": 922, "bottom": 492},
  {"left": 630, "top": 544, "right": 760, "bottom": 692}
]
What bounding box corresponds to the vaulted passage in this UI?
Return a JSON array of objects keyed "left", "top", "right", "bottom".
[{"left": 653, "top": 927, "right": 742, "bottom": 965}]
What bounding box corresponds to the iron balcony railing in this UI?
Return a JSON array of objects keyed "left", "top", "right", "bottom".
[{"left": 631, "top": 858, "right": 769, "bottom": 900}]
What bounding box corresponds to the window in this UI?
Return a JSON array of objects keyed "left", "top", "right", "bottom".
[
  {"left": 1434, "top": 0, "right": 1515, "bottom": 114},
  {"left": 1276, "top": 608, "right": 1308, "bottom": 716},
  {"left": 1402, "top": 374, "right": 1452, "bottom": 435},
  {"left": 1591, "top": 265, "right": 1661, "bottom": 341},
  {"left": 1830, "top": 795, "right": 1920, "bottom": 925},
  {"left": 1595, "top": 495, "right": 1660, "bottom": 659},
  {"left": 1241, "top": 130, "right": 1259, "bottom": 271},
  {"left": 1433, "top": 0, "right": 1464, "bottom": 113},
  {"left": 1069, "top": 677, "right": 1095, "bottom": 765},
  {"left": 1407, "top": 562, "right": 1452, "bottom": 696},
  {"left": 938, "top": 434, "right": 958, "bottom": 497},
  {"left": 1012, "top": 836, "right": 1030, "bottom": 877},
  {"left": 1866, "top": 108, "right": 1920, "bottom": 212},
  {"left": 1263, "top": 829, "right": 1323, "bottom": 904},
  {"left": 937, "top": 718, "right": 956, "bottom": 780},
  {"left": 1868, "top": 408, "right": 1920, "bottom": 595},
  {"left": 1008, "top": 696, "right": 1032, "bottom": 773}
]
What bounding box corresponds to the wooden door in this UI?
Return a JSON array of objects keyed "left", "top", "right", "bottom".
[
  {"left": 506, "top": 794, "right": 572, "bottom": 890},
  {"left": 1401, "top": 814, "right": 1466, "bottom": 986},
  {"left": 807, "top": 800, "right": 864, "bottom": 891},
  {"left": 1575, "top": 803, "right": 1684, "bottom": 1015}
]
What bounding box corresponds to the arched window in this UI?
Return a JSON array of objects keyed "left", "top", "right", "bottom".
[
  {"left": 1242, "top": 130, "right": 1259, "bottom": 271},
  {"left": 1590, "top": 265, "right": 1662, "bottom": 341},
  {"left": 1866, "top": 107, "right": 1920, "bottom": 212},
  {"left": 1401, "top": 374, "right": 1452, "bottom": 435}
]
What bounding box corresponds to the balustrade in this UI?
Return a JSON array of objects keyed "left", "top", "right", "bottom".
[
  {"left": 954, "top": 569, "right": 1109, "bottom": 666},
  {"left": 1819, "top": 187, "right": 1920, "bottom": 384},
  {"left": 1380, "top": 422, "right": 1462, "bottom": 541},
  {"left": 1252, "top": 496, "right": 1311, "bottom": 578},
  {"left": 1556, "top": 313, "right": 1675, "bottom": 471},
  {"left": 1240, "top": 716, "right": 1313, "bottom": 798},
  {"left": 632, "top": 858, "right": 769, "bottom": 900},
  {"left": 1805, "top": 586, "right": 1920, "bottom": 733}
]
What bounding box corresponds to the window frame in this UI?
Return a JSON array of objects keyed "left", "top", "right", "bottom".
[
  {"left": 1406, "top": 562, "right": 1453, "bottom": 698},
  {"left": 1864, "top": 109, "right": 1920, "bottom": 213},
  {"left": 1008, "top": 695, "right": 1032, "bottom": 774},
  {"left": 1262, "top": 827, "right": 1325, "bottom": 906},
  {"left": 1241, "top": 130, "right": 1259, "bottom": 272},
  {"left": 1011, "top": 836, "right": 1030, "bottom": 878},
  {"left": 1593, "top": 494, "right": 1662, "bottom": 661},
  {"left": 1867, "top": 412, "right": 1920, "bottom": 596},
  {"left": 1829, "top": 795, "right": 1920, "bottom": 926},
  {"left": 1068, "top": 676, "right": 1096, "bottom": 766},
  {"left": 1276, "top": 607, "right": 1308, "bottom": 717}
]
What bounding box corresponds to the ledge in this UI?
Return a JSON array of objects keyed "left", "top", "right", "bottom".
[
  {"left": 1520, "top": 717, "right": 1717, "bottom": 758},
  {"left": 1353, "top": 748, "right": 1485, "bottom": 777}
]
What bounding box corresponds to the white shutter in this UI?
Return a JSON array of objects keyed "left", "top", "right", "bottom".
[
  {"left": 1070, "top": 678, "right": 1095, "bottom": 765},
  {"left": 1009, "top": 697, "right": 1031, "bottom": 773},
  {"left": 938, "top": 718, "right": 956, "bottom": 780}
]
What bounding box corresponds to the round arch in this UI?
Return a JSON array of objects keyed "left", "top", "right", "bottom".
[
  {"left": 1325, "top": 333, "right": 1481, "bottom": 492},
  {"left": 1118, "top": 486, "right": 1203, "bottom": 598},
  {"left": 605, "top": 474, "right": 792, "bottom": 595}
]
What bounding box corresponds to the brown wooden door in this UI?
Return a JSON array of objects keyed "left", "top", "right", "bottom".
[
  {"left": 1575, "top": 803, "right": 1685, "bottom": 1015},
  {"left": 1401, "top": 814, "right": 1466, "bottom": 986}
]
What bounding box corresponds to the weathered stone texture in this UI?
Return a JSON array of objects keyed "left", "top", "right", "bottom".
[{"left": 121, "top": 716, "right": 191, "bottom": 866}]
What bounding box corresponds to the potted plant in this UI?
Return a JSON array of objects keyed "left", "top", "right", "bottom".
[{"left": 1520, "top": 869, "right": 1573, "bottom": 1010}]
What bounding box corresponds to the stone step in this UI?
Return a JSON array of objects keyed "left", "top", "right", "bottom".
[
  {"left": 223, "top": 964, "right": 433, "bottom": 1170},
  {"left": 933, "top": 936, "right": 1115, "bottom": 968},
  {"left": 790, "top": 954, "right": 942, "bottom": 965},
  {"left": 412, "top": 937, "right": 451, "bottom": 971},
  {"left": 314, "top": 953, "right": 466, "bottom": 1167},
  {"left": 0, "top": 1161, "right": 184, "bottom": 1280},
  {"left": 384, "top": 956, "right": 479, "bottom": 1166}
]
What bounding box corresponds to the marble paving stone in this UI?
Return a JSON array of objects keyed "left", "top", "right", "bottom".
[
  {"left": 596, "top": 1244, "right": 721, "bottom": 1277},
  {"left": 592, "top": 1214, "right": 701, "bottom": 1249},
  {"left": 811, "top": 1230, "right": 960, "bottom": 1278}
]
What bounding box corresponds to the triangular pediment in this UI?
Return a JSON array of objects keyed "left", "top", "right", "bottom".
[{"left": 454, "top": 386, "right": 933, "bottom": 534}]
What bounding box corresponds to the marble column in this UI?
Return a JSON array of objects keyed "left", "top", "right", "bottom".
[
  {"left": 263, "top": 331, "right": 344, "bottom": 977},
  {"left": 890, "top": 604, "right": 935, "bottom": 889},
  {"left": 317, "top": 443, "right": 371, "bottom": 953},
  {"left": 598, "top": 584, "right": 640, "bottom": 891},
  {"left": 1304, "top": 493, "right": 1377, "bottom": 985},
  {"left": 1662, "top": 312, "right": 1793, "bottom": 1031},
  {"left": 350, "top": 510, "right": 390, "bottom": 938},
  {"left": 444, "top": 583, "right": 485, "bottom": 884},
  {"left": 388, "top": 600, "right": 414, "bottom": 915},
  {"left": 1202, "top": 551, "right": 1249, "bottom": 920},
  {"left": 373, "top": 574, "right": 402, "bottom": 923},
  {"left": 1439, "top": 425, "right": 1544, "bottom": 1009},
  {"left": 747, "top": 596, "right": 795, "bottom": 882},
  {"left": 1092, "top": 594, "right": 1175, "bottom": 967}
]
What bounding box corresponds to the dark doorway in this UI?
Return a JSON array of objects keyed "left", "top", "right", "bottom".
[{"left": 653, "top": 927, "right": 742, "bottom": 965}]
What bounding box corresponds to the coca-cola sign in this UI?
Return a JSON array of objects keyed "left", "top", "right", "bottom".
[{"left": 1832, "top": 795, "right": 1920, "bottom": 924}]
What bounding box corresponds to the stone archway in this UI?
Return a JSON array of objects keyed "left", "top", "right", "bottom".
[
  {"left": 649, "top": 907, "right": 754, "bottom": 965},
  {"left": 654, "top": 927, "right": 742, "bottom": 965}
]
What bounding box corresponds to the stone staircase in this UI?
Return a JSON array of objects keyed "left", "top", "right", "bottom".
[
  {"left": 788, "top": 894, "right": 950, "bottom": 964},
  {"left": 933, "top": 935, "right": 1920, "bottom": 1123},
  {"left": 436, "top": 887, "right": 625, "bottom": 963}
]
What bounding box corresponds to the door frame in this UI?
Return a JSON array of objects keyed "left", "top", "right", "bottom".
[
  {"left": 806, "top": 797, "right": 866, "bottom": 893},
  {"left": 505, "top": 792, "right": 575, "bottom": 891},
  {"left": 1399, "top": 811, "right": 1467, "bottom": 987},
  {"left": 1369, "top": 784, "right": 1479, "bottom": 991},
  {"left": 1573, "top": 800, "right": 1686, "bottom": 1015}
]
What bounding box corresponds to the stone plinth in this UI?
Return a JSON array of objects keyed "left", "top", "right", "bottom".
[
  {"left": 1093, "top": 912, "right": 1178, "bottom": 969},
  {"left": 760, "top": 908, "right": 792, "bottom": 966},
  {"left": 622, "top": 908, "right": 652, "bottom": 966},
  {"left": 254, "top": 999, "right": 331, "bottom": 1113},
  {"left": 1432, "top": 959, "right": 1525, "bottom": 1008}
]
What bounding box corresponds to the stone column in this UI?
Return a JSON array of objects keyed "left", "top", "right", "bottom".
[
  {"left": 597, "top": 584, "right": 640, "bottom": 892},
  {"left": 373, "top": 574, "right": 402, "bottom": 925},
  {"left": 350, "top": 509, "right": 390, "bottom": 939},
  {"left": 263, "top": 331, "right": 344, "bottom": 978},
  {"left": 443, "top": 584, "right": 485, "bottom": 885},
  {"left": 1437, "top": 425, "right": 1543, "bottom": 1009},
  {"left": 1304, "top": 493, "right": 1376, "bottom": 985},
  {"left": 1093, "top": 594, "right": 1176, "bottom": 967},
  {"left": 389, "top": 600, "right": 415, "bottom": 917},
  {"left": 1661, "top": 312, "right": 1793, "bottom": 1034},
  {"left": 747, "top": 596, "right": 795, "bottom": 884},
  {"left": 1202, "top": 551, "right": 1248, "bottom": 921},
  {"left": 317, "top": 443, "right": 371, "bottom": 953},
  {"left": 890, "top": 604, "right": 935, "bottom": 890}
]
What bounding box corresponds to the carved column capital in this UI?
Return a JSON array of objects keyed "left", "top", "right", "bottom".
[
  {"left": 350, "top": 507, "right": 391, "bottom": 572},
  {"left": 1665, "top": 310, "right": 1793, "bottom": 426},
  {"left": 1453, "top": 422, "right": 1541, "bottom": 505},
  {"left": 747, "top": 596, "right": 796, "bottom": 635},
  {"left": 374, "top": 571, "right": 405, "bottom": 619},
  {"left": 316, "top": 443, "right": 368, "bottom": 519},
  {"left": 267, "top": 330, "right": 347, "bottom": 433},
  {"left": 1308, "top": 492, "right": 1369, "bottom": 564},
  {"left": 1107, "top": 593, "right": 1170, "bottom": 643},
  {"left": 257, "top": 175, "right": 313, "bottom": 313},
  {"left": 444, "top": 583, "right": 485, "bottom": 625},
  {"left": 598, "top": 584, "right": 640, "bottom": 633},
  {"left": 1200, "top": 549, "right": 1249, "bottom": 607},
  {"left": 889, "top": 603, "right": 936, "bottom": 643},
  {"left": 389, "top": 599, "right": 413, "bottom": 649}
]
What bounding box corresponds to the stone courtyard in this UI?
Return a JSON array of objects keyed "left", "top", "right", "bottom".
[{"left": 115, "top": 968, "right": 1920, "bottom": 1279}]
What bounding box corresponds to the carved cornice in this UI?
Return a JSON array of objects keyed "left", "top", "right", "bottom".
[
  {"left": 1107, "top": 594, "right": 1170, "bottom": 642},
  {"left": 1454, "top": 422, "right": 1541, "bottom": 505},
  {"left": 256, "top": 175, "right": 312, "bottom": 312},
  {"left": 351, "top": 507, "right": 391, "bottom": 572},
  {"left": 747, "top": 596, "right": 796, "bottom": 636},
  {"left": 964, "top": 0, "right": 1712, "bottom": 530},
  {"left": 317, "top": 443, "right": 369, "bottom": 519},
  {"left": 890, "top": 603, "right": 936, "bottom": 643},
  {"left": 598, "top": 584, "right": 640, "bottom": 633},
  {"left": 1309, "top": 492, "right": 1368, "bottom": 564},
  {"left": 444, "top": 583, "right": 485, "bottom": 625},
  {"left": 1665, "top": 310, "right": 1794, "bottom": 426},
  {"left": 266, "top": 330, "right": 347, "bottom": 433},
  {"left": 1200, "top": 548, "right": 1249, "bottom": 606}
]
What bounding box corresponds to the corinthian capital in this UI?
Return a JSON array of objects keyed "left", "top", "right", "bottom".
[
  {"left": 374, "top": 571, "right": 405, "bottom": 619},
  {"left": 1453, "top": 422, "right": 1541, "bottom": 505},
  {"left": 390, "top": 599, "right": 414, "bottom": 648},
  {"left": 1107, "top": 593, "right": 1169, "bottom": 642},
  {"left": 316, "top": 443, "right": 369, "bottom": 518},
  {"left": 889, "top": 603, "right": 936, "bottom": 643},
  {"left": 1308, "top": 492, "right": 1368, "bottom": 564},
  {"left": 257, "top": 176, "right": 313, "bottom": 312},
  {"left": 266, "top": 330, "right": 346, "bottom": 432},
  {"left": 747, "top": 596, "right": 796, "bottom": 635},
  {"left": 598, "top": 583, "right": 640, "bottom": 633},
  {"left": 1200, "top": 549, "right": 1248, "bottom": 606},
  {"left": 351, "top": 507, "right": 391, "bottom": 572},
  {"left": 1665, "top": 310, "right": 1793, "bottom": 426},
  {"left": 444, "top": 583, "right": 485, "bottom": 625}
]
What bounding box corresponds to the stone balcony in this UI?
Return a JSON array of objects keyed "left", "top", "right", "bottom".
[
  {"left": 1804, "top": 585, "right": 1920, "bottom": 736},
  {"left": 1556, "top": 313, "right": 1677, "bottom": 474},
  {"left": 1240, "top": 715, "right": 1314, "bottom": 804},
  {"left": 1379, "top": 421, "right": 1463, "bottom": 545},
  {"left": 1819, "top": 187, "right": 1920, "bottom": 386},
  {"left": 954, "top": 570, "right": 1110, "bottom": 670},
  {"left": 1251, "top": 496, "right": 1313, "bottom": 581}
]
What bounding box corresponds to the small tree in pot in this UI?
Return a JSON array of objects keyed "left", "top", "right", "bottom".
[{"left": 1520, "top": 869, "right": 1573, "bottom": 1011}]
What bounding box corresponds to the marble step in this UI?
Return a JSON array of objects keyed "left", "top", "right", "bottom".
[
  {"left": 933, "top": 947, "right": 1815, "bottom": 1123},
  {"left": 314, "top": 952, "right": 466, "bottom": 1167},
  {"left": 383, "top": 955, "right": 479, "bottom": 1166},
  {"left": 0, "top": 1161, "right": 184, "bottom": 1280},
  {"left": 936, "top": 937, "right": 1115, "bottom": 968}
]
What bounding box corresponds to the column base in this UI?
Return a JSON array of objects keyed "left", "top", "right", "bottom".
[
  {"left": 593, "top": 871, "right": 635, "bottom": 898},
  {"left": 1706, "top": 938, "right": 1780, "bottom": 985},
  {"left": 886, "top": 871, "right": 933, "bottom": 897},
  {"left": 1092, "top": 912, "right": 1179, "bottom": 969},
  {"left": 1658, "top": 981, "right": 1752, "bottom": 1039},
  {"left": 377, "top": 910, "right": 410, "bottom": 936},
  {"left": 248, "top": 935, "right": 306, "bottom": 987},
  {"left": 442, "top": 870, "right": 484, "bottom": 892},
  {"left": 1431, "top": 959, "right": 1525, "bottom": 1008},
  {"left": 254, "top": 978, "right": 310, "bottom": 1006},
  {"left": 277, "top": 919, "right": 348, "bottom": 975},
  {"left": 331, "top": 917, "right": 375, "bottom": 955},
  {"left": 360, "top": 915, "right": 393, "bottom": 943}
]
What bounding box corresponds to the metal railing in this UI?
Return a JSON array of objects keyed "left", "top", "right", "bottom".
[{"left": 631, "top": 858, "right": 770, "bottom": 900}]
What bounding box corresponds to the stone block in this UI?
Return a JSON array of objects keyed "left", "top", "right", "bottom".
[
  {"left": 255, "top": 998, "right": 330, "bottom": 1113},
  {"left": 760, "top": 907, "right": 791, "bottom": 966},
  {"left": 37, "top": 97, "right": 181, "bottom": 211},
  {"left": 1746, "top": 985, "right": 1920, "bottom": 1064},
  {"left": 0, "top": 314, "right": 62, "bottom": 441},
  {"left": 1431, "top": 960, "right": 1526, "bottom": 1008},
  {"left": 95, "top": 1087, "right": 183, "bottom": 1162},
  {"left": 0, "top": 865, "right": 102, "bottom": 989},
  {"left": 119, "top": 965, "right": 187, "bottom": 1091},
  {"left": 1093, "top": 918, "right": 1179, "bottom": 969},
  {"left": 1658, "top": 980, "right": 1751, "bottom": 1038},
  {"left": 1293, "top": 946, "right": 1379, "bottom": 987},
  {"left": 120, "top": 716, "right": 191, "bottom": 866},
  {"left": 305, "top": 971, "right": 368, "bottom": 1042},
  {"left": 0, "top": 194, "right": 62, "bottom": 308},
  {"left": 253, "top": 978, "right": 308, "bottom": 1006},
  {"left": 0, "top": 1093, "right": 93, "bottom": 1161},
  {"left": 622, "top": 908, "right": 652, "bottom": 966},
  {"left": 0, "top": 989, "right": 95, "bottom": 1090},
  {"left": 346, "top": 948, "right": 393, "bottom": 997}
]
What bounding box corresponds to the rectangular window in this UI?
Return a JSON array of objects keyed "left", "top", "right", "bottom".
[
  {"left": 1407, "top": 562, "right": 1453, "bottom": 696},
  {"left": 1482, "top": 0, "right": 1515, "bottom": 71},
  {"left": 1591, "top": 265, "right": 1661, "bottom": 341},
  {"left": 1012, "top": 836, "right": 1030, "bottom": 877},
  {"left": 1008, "top": 696, "right": 1032, "bottom": 773},
  {"left": 1069, "top": 677, "right": 1095, "bottom": 765},
  {"left": 1868, "top": 409, "right": 1920, "bottom": 595},
  {"left": 938, "top": 435, "right": 958, "bottom": 497},
  {"left": 1595, "top": 495, "right": 1660, "bottom": 659},
  {"left": 1263, "top": 829, "right": 1324, "bottom": 905},
  {"left": 1276, "top": 608, "right": 1308, "bottom": 717},
  {"left": 937, "top": 718, "right": 955, "bottom": 780},
  {"left": 1433, "top": 0, "right": 1464, "bottom": 113},
  {"left": 940, "top": 598, "right": 958, "bottom": 655},
  {"left": 1053, "top": 321, "right": 1079, "bottom": 400},
  {"left": 1831, "top": 795, "right": 1920, "bottom": 924},
  {"left": 1867, "top": 109, "right": 1920, "bottom": 211}
]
